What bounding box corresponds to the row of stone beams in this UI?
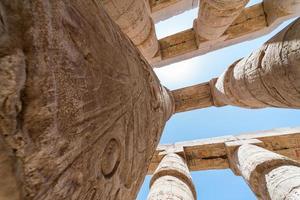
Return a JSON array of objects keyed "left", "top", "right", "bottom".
[
  {"left": 102, "top": 1, "right": 299, "bottom": 67},
  {"left": 147, "top": 127, "right": 300, "bottom": 174},
  {"left": 150, "top": 1, "right": 299, "bottom": 67}
]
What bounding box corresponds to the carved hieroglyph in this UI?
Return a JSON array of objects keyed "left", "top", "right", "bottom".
[
  {"left": 211, "top": 18, "right": 300, "bottom": 108},
  {"left": 172, "top": 19, "right": 300, "bottom": 112},
  {"left": 172, "top": 18, "right": 300, "bottom": 112},
  {"left": 195, "top": 0, "right": 249, "bottom": 40},
  {"left": 100, "top": 0, "right": 160, "bottom": 59},
  {"left": 0, "top": 1, "right": 173, "bottom": 199},
  {"left": 232, "top": 144, "right": 300, "bottom": 200}
]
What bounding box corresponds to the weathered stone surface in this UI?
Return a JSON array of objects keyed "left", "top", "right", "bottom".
[
  {"left": 148, "top": 127, "right": 300, "bottom": 174},
  {"left": 0, "top": 136, "right": 21, "bottom": 200},
  {"left": 149, "top": 0, "right": 199, "bottom": 23},
  {"left": 266, "top": 165, "right": 300, "bottom": 200},
  {"left": 151, "top": 2, "right": 300, "bottom": 67},
  {"left": 163, "top": 18, "right": 300, "bottom": 111},
  {"left": 172, "top": 82, "right": 213, "bottom": 113},
  {"left": 148, "top": 153, "right": 196, "bottom": 200},
  {"left": 211, "top": 18, "right": 300, "bottom": 108},
  {"left": 0, "top": 1, "right": 173, "bottom": 199},
  {"left": 264, "top": 0, "right": 300, "bottom": 25},
  {"left": 195, "top": 0, "right": 249, "bottom": 40},
  {"left": 233, "top": 144, "right": 300, "bottom": 200},
  {"left": 100, "top": 0, "right": 160, "bottom": 59}
]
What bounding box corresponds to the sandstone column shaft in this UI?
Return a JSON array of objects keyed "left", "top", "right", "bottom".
[
  {"left": 233, "top": 144, "right": 300, "bottom": 200},
  {"left": 0, "top": 1, "right": 174, "bottom": 199},
  {"left": 210, "top": 18, "right": 300, "bottom": 109},
  {"left": 100, "top": 0, "right": 160, "bottom": 58},
  {"left": 147, "top": 153, "right": 196, "bottom": 200},
  {"left": 195, "top": 0, "right": 249, "bottom": 40},
  {"left": 150, "top": 0, "right": 199, "bottom": 23},
  {"left": 263, "top": 0, "right": 300, "bottom": 25}
]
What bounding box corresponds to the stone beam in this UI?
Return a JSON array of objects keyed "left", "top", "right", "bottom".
[
  {"left": 172, "top": 82, "right": 213, "bottom": 113},
  {"left": 150, "top": 3, "right": 300, "bottom": 67},
  {"left": 148, "top": 127, "right": 300, "bottom": 174},
  {"left": 149, "top": 0, "right": 199, "bottom": 23},
  {"left": 194, "top": 0, "right": 249, "bottom": 40},
  {"left": 170, "top": 17, "right": 300, "bottom": 111}
]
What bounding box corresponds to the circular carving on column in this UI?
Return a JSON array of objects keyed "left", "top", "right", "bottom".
[{"left": 101, "top": 138, "right": 121, "bottom": 178}]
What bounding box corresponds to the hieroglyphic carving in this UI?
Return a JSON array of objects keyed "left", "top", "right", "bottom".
[
  {"left": 211, "top": 19, "right": 300, "bottom": 108},
  {"left": 232, "top": 144, "right": 300, "bottom": 199},
  {"left": 195, "top": 0, "right": 249, "bottom": 40},
  {"left": 0, "top": 1, "right": 173, "bottom": 199},
  {"left": 168, "top": 18, "right": 300, "bottom": 111},
  {"left": 101, "top": 139, "right": 121, "bottom": 178},
  {"left": 100, "top": 0, "right": 160, "bottom": 59}
]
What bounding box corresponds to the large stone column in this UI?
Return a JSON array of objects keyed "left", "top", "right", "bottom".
[
  {"left": 194, "top": 0, "right": 249, "bottom": 40},
  {"left": 210, "top": 18, "right": 300, "bottom": 109},
  {"left": 231, "top": 144, "right": 300, "bottom": 200},
  {"left": 263, "top": 0, "right": 300, "bottom": 25},
  {"left": 100, "top": 0, "right": 160, "bottom": 59},
  {"left": 0, "top": 1, "right": 174, "bottom": 199},
  {"left": 147, "top": 153, "right": 197, "bottom": 200}
]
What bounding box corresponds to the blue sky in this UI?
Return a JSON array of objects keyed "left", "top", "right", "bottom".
[{"left": 137, "top": 0, "right": 300, "bottom": 199}]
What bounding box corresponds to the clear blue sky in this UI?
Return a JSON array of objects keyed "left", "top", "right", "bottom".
[{"left": 137, "top": 0, "right": 300, "bottom": 199}]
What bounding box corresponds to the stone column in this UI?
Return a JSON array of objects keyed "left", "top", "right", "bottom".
[
  {"left": 263, "top": 0, "right": 300, "bottom": 25},
  {"left": 100, "top": 0, "right": 160, "bottom": 59},
  {"left": 0, "top": 1, "right": 174, "bottom": 199},
  {"left": 210, "top": 18, "right": 300, "bottom": 109},
  {"left": 147, "top": 153, "right": 197, "bottom": 200},
  {"left": 232, "top": 144, "right": 300, "bottom": 200},
  {"left": 194, "top": 0, "right": 249, "bottom": 40}
]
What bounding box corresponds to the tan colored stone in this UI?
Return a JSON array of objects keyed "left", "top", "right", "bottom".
[
  {"left": 211, "top": 18, "right": 300, "bottom": 108},
  {"left": 232, "top": 144, "right": 300, "bottom": 200},
  {"left": 168, "top": 17, "right": 300, "bottom": 111},
  {"left": 172, "top": 82, "right": 213, "bottom": 113},
  {"left": 195, "top": 0, "right": 249, "bottom": 40},
  {"left": 151, "top": 3, "right": 299, "bottom": 67},
  {"left": 0, "top": 1, "right": 173, "bottom": 199},
  {"left": 148, "top": 127, "right": 300, "bottom": 174},
  {"left": 264, "top": 0, "right": 300, "bottom": 25},
  {"left": 0, "top": 136, "right": 21, "bottom": 200},
  {"left": 149, "top": 0, "right": 199, "bottom": 23},
  {"left": 100, "top": 0, "right": 160, "bottom": 59},
  {"left": 148, "top": 153, "right": 196, "bottom": 200}
]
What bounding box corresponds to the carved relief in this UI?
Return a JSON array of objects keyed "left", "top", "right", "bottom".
[
  {"left": 0, "top": 0, "right": 173, "bottom": 199},
  {"left": 101, "top": 139, "right": 121, "bottom": 178}
]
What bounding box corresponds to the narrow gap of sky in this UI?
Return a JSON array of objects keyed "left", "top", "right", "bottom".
[{"left": 138, "top": 0, "right": 300, "bottom": 199}]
